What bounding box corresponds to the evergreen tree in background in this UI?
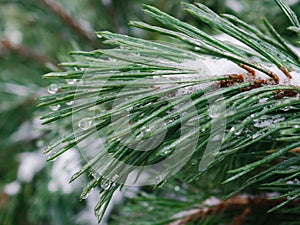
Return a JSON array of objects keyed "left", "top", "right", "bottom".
[{"left": 1, "top": 0, "right": 300, "bottom": 225}]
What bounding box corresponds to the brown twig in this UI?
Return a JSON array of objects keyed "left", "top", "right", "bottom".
[
  {"left": 280, "top": 66, "right": 292, "bottom": 79},
  {"left": 37, "top": 0, "right": 97, "bottom": 45},
  {"left": 168, "top": 194, "right": 299, "bottom": 225},
  {"left": 0, "top": 38, "right": 59, "bottom": 69},
  {"left": 229, "top": 207, "right": 251, "bottom": 225},
  {"left": 240, "top": 64, "right": 256, "bottom": 77},
  {"left": 266, "top": 147, "right": 300, "bottom": 154},
  {"left": 0, "top": 193, "right": 8, "bottom": 209}
]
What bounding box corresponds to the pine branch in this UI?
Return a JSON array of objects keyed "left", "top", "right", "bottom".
[
  {"left": 37, "top": 0, "right": 97, "bottom": 45},
  {"left": 0, "top": 38, "right": 58, "bottom": 69},
  {"left": 168, "top": 194, "right": 300, "bottom": 225},
  {"left": 40, "top": 1, "right": 300, "bottom": 224}
]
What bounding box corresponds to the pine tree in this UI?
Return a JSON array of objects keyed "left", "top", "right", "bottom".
[{"left": 1, "top": 0, "right": 300, "bottom": 225}]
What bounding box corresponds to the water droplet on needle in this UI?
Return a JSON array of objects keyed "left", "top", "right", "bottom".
[
  {"left": 78, "top": 118, "right": 93, "bottom": 130},
  {"left": 48, "top": 84, "right": 59, "bottom": 94},
  {"left": 50, "top": 104, "right": 60, "bottom": 111}
]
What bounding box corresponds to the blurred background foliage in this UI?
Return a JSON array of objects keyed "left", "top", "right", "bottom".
[{"left": 0, "top": 0, "right": 299, "bottom": 225}]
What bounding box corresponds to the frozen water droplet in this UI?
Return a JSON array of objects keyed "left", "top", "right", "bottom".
[
  {"left": 50, "top": 104, "right": 60, "bottom": 111},
  {"left": 252, "top": 132, "right": 262, "bottom": 139},
  {"left": 136, "top": 126, "right": 151, "bottom": 139},
  {"left": 78, "top": 118, "right": 93, "bottom": 130},
  {"left": 66, "top": 79, "right": 75, "bottom": 85},
  {"left": 191, "top": 159, "right": 198, "bottom": 165},
  {"left": 80, "top": 189, "right": 93, "bottom": 199},
  {"left": 259, "top": 98, "right": 268, "bottom": 103},
  {"left": 174, "top": 186, "right": 180, "bottom": 191},
  {"left": 48, "top": 84, "right": 58, "bottom": 94},
  {"left": 108, "top": 57, "right": 117, "bottom": 62},
  {"left": 101, "top": 178, "right": 111, "bottom": 190},
  {"left": 234, "top": 128, "right": 243, "bottom": 136},
  {"left": 161, "top": 148, "right": 172, "bottom": 156},
  {"left": 74, "top": 79, "right": 83, "bottom": 85},
  {"left": 253, "top": 115, "right": 285, "bottom": 128},
  {"left": 126, "top": 106, "right": 133, "bottom": 112},
  {"left": 282, "top": 106, "right": 291, "bottom": 111},
  {"left": 154, "top": 175, "right": 164, "bottom": 185},
  {"left": 66, "top": 101, "right": 74, "bottom": 106},
  {"left": 36, "top": 140, "right": 44, "bottom": 148}
]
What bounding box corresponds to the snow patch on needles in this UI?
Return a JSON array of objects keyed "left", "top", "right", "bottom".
[
  {"left": 75, "top": 188, "right": 101, "bottom": 225},
  {"left": 226, "top": 0, "right": 244, "bottom": 13},
  {"left": 290, "top": 71, "right": 300, "bottom": 86},
  {"left": 202, "top": 57, "right": 245, "bottom": 76},
  {"left": 10, "top": 118, "right": 44, "bottom": 142},
  {"left": 162, "top": 56, "right": 300, "bottom": 99},
  {"left": 17, "top": 150, "right": 45, "bottom": 182},
  {"left": 176, "top": 56, "right": 246, "bottom": 77},
  {"left": 48, "top": 148, "right": 82, "bottom": 194},
  {"left": 3, "top": 181, "right": 21, "bottom": 196}
]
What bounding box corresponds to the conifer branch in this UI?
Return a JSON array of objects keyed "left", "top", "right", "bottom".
[
  {"left": 168, "top": 194, "right": 300, "bottom": 225},
  {"left": 37, "top": 0, "right": 97, "bottom": 45},
  {"left": 40, "top": 1, "right": 300, "bottom": 223},
  {"left": 0, "top": 38, "right": 58, "bottom": 69}
]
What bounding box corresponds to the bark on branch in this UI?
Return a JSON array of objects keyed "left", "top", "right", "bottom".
[
  {"left": 1, "top": 38, "right": 58, "bottom": 69},
  {"left": 37, "top": 0, "right": 97, "bottom": 45},
  {"left": 169, "top": 194, "right": 299, "bottom": 225}
]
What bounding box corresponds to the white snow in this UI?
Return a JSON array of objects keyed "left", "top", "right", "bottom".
[
  {"left": 3, "top": 181, "right": 21, "bottom": 195},
  {"left": 75, "top": 188, "right": 101, "bottom": 225},
  {"left": 203, "top": 196, "right": 222, "bottom": 206},
  {"left": 290, "top": 71, "right": 300, "bottom": 86},
  {"left": 4, "top": 27, "right": 23, "bottom": 45},
  {"left": 202, "top": 57, "right": 246, "bottom": 76},
  {"left": 253, "top": 115, "right": 285, "bottom": 128},
  {"left": 214, "top": 33, "right": 249, "bottom": 50},
  {"left": 101, "top": 0, "right": 111, "bottom": 6},
  {"left": 75, "top": 188, "right": 123, "bottom": 225},
  {"left": 155, "top": 52, "right": 300, "bottom": 99},
  {"left": 177, "top": 36, "right": 300, "bottom": 88},
  {"left": 48, "top": 149, "right": 82, "bottom": 194},
  {"left": 171, "top": 208, "right": 202, "bottom": 220},
  {"left": 17, "top": 151, "right": 45, "bottom": 182},
  {"left": 226, "top": 0, "right": 244, "bottom": 13},
  {"left": 10, "top": 118, "right": 44, "bottom": 142},
  {"left": 286, "top": 0, "right": 299, "bottom": 5}
]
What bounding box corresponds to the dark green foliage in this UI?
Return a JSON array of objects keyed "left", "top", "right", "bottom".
[
  {"left": 1, "top": 0, "right": 300, "bottom": 225},
  {"left": 40, "top": 0, "right": 300, "bottom": 224}
]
